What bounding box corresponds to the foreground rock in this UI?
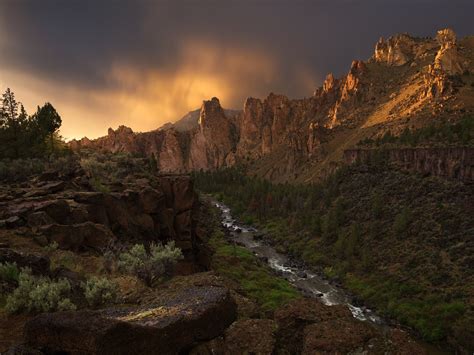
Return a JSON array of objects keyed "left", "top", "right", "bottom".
[
  {"left": 274, "top": 298, "right": 354, "bottom": 354},
  {"left": 0, "top": 171, "right": 210, "bottom": 271},
  {"left": 0, "top": 249, "right": 50, "bottom": 275},
  {"left": 223, "top": 319, "right": 277, "bottom": 354},
  {"left": 24, "top": 285, "right": 237, "bottom": 355},
  {"left": 272, "top": 298, "right": 429, "bottom": 354}
]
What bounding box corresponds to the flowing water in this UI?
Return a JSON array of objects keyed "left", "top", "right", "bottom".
[
  {"left": 213, "top": 200, "right": 450, "bottom": 354},
  {"left": 214, "top": 201, "right": 382, "bottom": 324}
]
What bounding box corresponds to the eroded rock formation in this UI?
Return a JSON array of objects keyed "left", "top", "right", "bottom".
[
  {"left": 374, "top": 33, "right": 417, "bottom": 66},
  {"left": 344, "top": 147, "right": 474, "bottom": 183},
  {"left": 0, "top": 168, "right": 210, "bottom": 271},
  {"left": 69, "top": 28, "right": 473, "bottom": 182}
]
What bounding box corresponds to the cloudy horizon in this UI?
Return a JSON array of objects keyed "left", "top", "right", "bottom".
[{"left": 1, "top": 0, "right": 473, "bottom": 140}]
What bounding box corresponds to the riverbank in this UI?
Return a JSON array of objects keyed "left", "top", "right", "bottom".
[
  {"left": 210, "top": 198, "right": 452, "bottom": 354},
  {"left": 198, "top": 197, "right": 440, "bottom": 353},
  {"left": 193, "top": 165, "right": 472, "bottom": 353}
]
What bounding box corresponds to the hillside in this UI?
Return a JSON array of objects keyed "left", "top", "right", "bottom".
[
  {"left": 194, "top": 160, "right": 474, "bottom": 352},
  {"left": 70, "top": 28, "right": 474, "bottom": 182}
]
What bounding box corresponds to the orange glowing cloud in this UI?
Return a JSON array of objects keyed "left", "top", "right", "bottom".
[{"left": 1, "top": 40, "right": 280, "bottom": 140}]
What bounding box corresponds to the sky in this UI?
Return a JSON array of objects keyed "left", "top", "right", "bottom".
[{"left": 0, "top": 0, "right": 473, "bottom": 140}]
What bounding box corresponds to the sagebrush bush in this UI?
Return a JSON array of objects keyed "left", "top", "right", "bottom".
[
  {"left": 0, "top": 262, "right": 20, "bottom": 283},
  {"left": 118, "top": 241, "right": 183, "bottom": 286},
  {"left": 0, "top": 155, "right": 77, "bottom": 182},
  {"left": 5, "top": 268, "right": 76, "bottom": 314},
  {"left": 43, "top": 241, "right": 59, "bottom": 254},
  {"left": 82, "top": 277, "right": 117, "bottom": 307}
]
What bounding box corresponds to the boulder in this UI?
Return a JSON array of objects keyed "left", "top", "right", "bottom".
[
  {"left": 33, "top": 200, "right": 70, "bottom": 223},
  {"left": 27, "top": 212, "right": 54, "bottom": 228},
  {"left": 4, "top": 216, "right": 24, "bottom": 228},
  {"left": 0, "top": 249, "right": 50, "bottom": 275},
  {"left": 274, "top": 298, "right": 352, "bottom": 353},
  {"left": 224, "top": 319, "right": 277, "bottom": 354},
  {"left": 24, "top": 286, "right": 237, "bottom": 355},
  {"left": 302, "top": 318, "right": 377, "bottom": 354},
  {"left": 72, "top": 192, "right": 105, "bottom": 205},
  {"left": 40, "top": 222, "right": 116, "bottom": 252},
  {"left": 39, "top": 181, "right": 66, "bottom": 194},
  {"left": 37, "top": 171, "right": 60, "bottom": 182}
]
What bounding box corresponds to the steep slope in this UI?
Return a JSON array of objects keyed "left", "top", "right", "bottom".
[
  {"left": 193, "top": 162, "right": 474, "bottom": 352},
  {"left": 70, "top": 28, "right": 474, "bottom": 182}
]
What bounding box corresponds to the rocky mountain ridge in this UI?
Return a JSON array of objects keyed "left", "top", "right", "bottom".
[{"left": 70, "top": 28, "right": 474, "bottom": 182}]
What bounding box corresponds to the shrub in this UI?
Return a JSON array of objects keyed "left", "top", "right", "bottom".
[
  {"left": 5, "top": 268, "right": 76, "bottom": 314},
  {"left": 43, "top": 241, "right": 59, "bottom": 254},
  {"left": 393, "top": 206, "right": 411, "bottom": 237},
  {"left": 118, "top": 242, "right": 183, "bottom": 286},
  {"left": 82, "top": 276, "right": 117, "bottom": 307},
  {"left": 0, "top": 262, "right": 20, "bottom": 283}
]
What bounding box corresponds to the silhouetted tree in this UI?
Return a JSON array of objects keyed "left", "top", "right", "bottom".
[
  {"left": 33, "top": 103, "right": 62, "bottom": 153},
  {"left": 0, "top": 88, "right": 28, "bottom": 158},
  {"left": 0, "top": 88, "right": 65, "bottom": 159}
]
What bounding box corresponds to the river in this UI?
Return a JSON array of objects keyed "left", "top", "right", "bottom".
[
  {"left": 214, "top": 200, "right": 453, "bottom": 354},
  {"left": 214, "top": 201, "right": 382, "bottom": 324}
]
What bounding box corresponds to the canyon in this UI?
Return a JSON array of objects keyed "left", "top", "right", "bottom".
[{"left": 70, "top": 28, "right": 474, "bottom": 182}]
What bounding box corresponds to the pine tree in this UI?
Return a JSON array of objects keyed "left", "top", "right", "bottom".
[
  {"left": 0, "top": 89, "right": 28, "bottom": 158},
  {"left": 33, "top": 103, "right": 62, "bottom": 154}
]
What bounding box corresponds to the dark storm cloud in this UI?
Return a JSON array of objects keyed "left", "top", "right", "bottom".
[
  {"left": 1, "top": 0, "right": 472, "bottom": 96},
  {"left": 0, "top": 0, "right": 473, "bottom": 139}
]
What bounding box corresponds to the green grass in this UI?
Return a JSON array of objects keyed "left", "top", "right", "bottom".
[
  {"left": 209, "top": 225, "right": 300, "bottom": 312},
  {"left": 195, "top": 165, "right": 473, "bottom": 348},
  {"left": 345, "top": 274, "right": 466, "bottom": 342}
]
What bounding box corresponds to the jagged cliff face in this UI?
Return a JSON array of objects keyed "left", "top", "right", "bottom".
[
  {"left": 70, "top": 28, "right": 474, "bottom": 182},
  {"left": 344, "top": 147, "right": 474, "bottom": 183}
]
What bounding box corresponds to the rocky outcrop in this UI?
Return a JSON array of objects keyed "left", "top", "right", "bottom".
[
  {"left": 434, "top": 28, "right": 465, "bottom": 75},
  {"left": 0, "top": 249, "right": 50, "bottom": 276},
  {"left": 374, "top": 33, "right": 417, "bottom": 66},
  {"left": 344, "top": 147, "right": 474, "bottom": 183},
  {"left": 274, "top": 298, "right": 353, "bottom": 354},
  {"left": 223, "top": 319, "right": 277, "bottom": 354},
  {"left": 190, "top": 98, "right": 237, "bottom": 170},
  {"left": 39, "top": 222, "right": 116, "bottom": 252},
  {"left": 271, "top": 298, "right": 428, "bottom": 354},
  {"left": 24, "top": 285, "right": 237, "bottom": 354},
  {"left": 424, "top": 28, "right": 467, "bottom": 99},
  {"left": 328, "top": 60, "right": 367, "bottom": 127},
  {"left": 0, "top": 170, "right": 209, "bottom": 270},
  {"left": 69, "top": 28, "right": 473, "bottom": 182}
]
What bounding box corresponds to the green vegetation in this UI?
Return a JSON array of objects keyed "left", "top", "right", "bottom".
[
  {"left": 5, "top": 268, "right": 76, "bottom": 314},
  {"left": 358, "top": 115, "right": 474, "bottom": 147},
  {"left": 0, "top": 262, "right": 20, "bottom": 283},
  {"left": 79, "top": 151, "right": 159, "bottom": 191},
  {"left": 194, "top": 163, "right": 473, "bottom": 345},
  {"left": 118, "top": 242, "right": 183, "bottom": 286},
  {"left": 0, "top": 155, "right": 78, "bottom": 182},
  {"left": 43, "top": 241, "right": 59, "bottom": 254},
  {"left": 346, "top": 274, "right": 466, "bottom": 342},
  {"left": 0, "top": 87, "right": 76, "bottom": 182},
  {"left": 207, "top": 206, "right": 300, "bottom": 313},
  {"left": 0, "top": 88, "right": 69, "bottom": 159},
  {"left": 81, "top": 277, "right": 118, "bottom": 307}
]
